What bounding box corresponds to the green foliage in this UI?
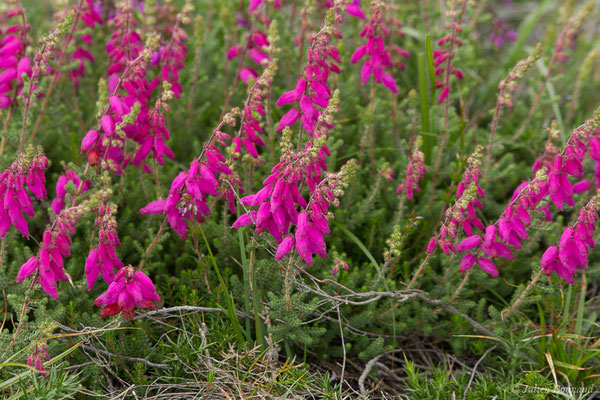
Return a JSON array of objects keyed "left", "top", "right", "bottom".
[{"left": 1, "top": 0, "right": 600, "bottom": 398}]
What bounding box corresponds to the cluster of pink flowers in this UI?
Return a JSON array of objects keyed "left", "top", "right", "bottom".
[
  {"left": 488, "top": 18, "right": 517, "bottom": 48},
  {"left": 426, "top": 147, "right": 485, "bottom": 257},
  {"left": 130, "top": 87, "right": 176, "bottom": 170},
  {"left": 331, "top": 255, "right": 349, "bottom": 275},
  {"left": 12, "top": 3, "right": 195, "bottom": 322},
  {"left": 81, "top": 95, "right": 130, "bottom": 174},
  {"left": 233, "top": 144, "right": 317, "bottom": 254},
  {"left": 554, "top": 3, "right": 593, "bottom": 64},
  {"left": 233, "top": 6, "right": 347, "bottom": 265},
  {"left": 249, "top": 0, "right": 281, "bottom": 13},
  {"left": 51, "top": 169, "right": 91, "bottom": 215},
  {"left": 456, "top": 171, "right": 550, "bottom": 277},
  {"left": 0, "top": 6, "right": 31, "bottom": 109},
  {"left": 140, "top": 129, "right": 232, "bottom": 238},
  {"left": 234, "top": 81, "right": 268, "bottom": 159},
  {"left": 351, "top": 1, "right": 409, "bottom": 93},
  {"left": 227, "top": 20, "right": 271, "bottom": 84},
  {"left": 233, "top": 137, "right": 353, "bottom": 266},
  {"left": 541, "top": 192, "right": 599, "bottom": 283},
  {"left": 81, "top": 4, "right": 145, "bottom": 173},
  {"left": 95, "top": 265, "right": 160, "bottom": 321},
  {"left": 27, "top": 342, "right": 50, "bottom": 377},
  {"left": 343, "top": 0, "right": 366, "bottom": 19},
  {"left": 82, "top": 8, "right": 185, "bottom": 173},
  {"left": 456, "top": 115, "right": 600, "bottom": 278},
  {"left": 276, "top": 22, "right": 342, "bottom": 135},
  {"left": 153, "top": 3, "right": 189, "bottom": 98},
  {"left": 59, "top": 0, "right": 103, "bottom": 85},
  {"left": 85, "top": 204, "right": 123, "bottom": 290},
  {"left": 434, "top": 0, "right": 467, "bottom": 103},
  {"left": 396, "top": 137, "right": 425, "bottom": 200},
  {"left": 0, "top": 150, "right": 48, "bottom": 238},
  {"left": 102, "top": 4, "right": 189, "bottom": 174},
  {"left": 17, "top": 210, "right": 79, "bottom": 299},
  {"left": 232, "top": 22, "right": 279, "bottom": 162},
  {"left": 105, "top": 4, "right": 144, "bottom": 92},
  {"left": 453, "top": 155, "right": 486, "bottom": 237}
]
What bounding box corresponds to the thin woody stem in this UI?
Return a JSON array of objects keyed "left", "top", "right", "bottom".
[
  {"left": 1, "top": 270, "right": 40, "bottom": 360},
  {"left": 449, "top": 269, "right": 471, "bottom": 302},
  {"left": 139, "top": 217, "right": 168, "bottom": 270},
  {"left": 501, "top": 268, "right": 543, "bottom": 320}
]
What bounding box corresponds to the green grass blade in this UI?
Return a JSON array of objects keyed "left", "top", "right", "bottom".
[
  {"left": 417, "top": 53, "right": 432, "bottom": 162},
  {"left": 199, "top": 225, "right": 246, "bottom": 345},
  {"left": 505, "top": 0, "right": 552, "bottom": 66},
  {"left": 238, "top": 226, "right": 254, "bottom": 343},
  {"left": 425, "top": 34, "right": 436, "bottom": 101},
  {"left": 337, "top": 224, "right": 381, "bottom": 275}
]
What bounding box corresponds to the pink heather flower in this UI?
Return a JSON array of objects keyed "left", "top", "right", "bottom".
[
  {"left": 233, "top": 73, "right": 269, "bottom": 159},
  {"left": 351, "top": 2, "right": 408, "bottom": 93},
  {"left": 573, "top": 179, "right": 591, "bottom": 193},
  {"left": 58, "top": 0, "right": 104, "bottom": 85},
  {"left": 51, "top": 169, "right": 91, "bottom": 215},
  {"left": 233, "top": 140, "right": 346, "bottom": 266},
  {"left": 227, "top": 29, "right": 270, "bottom": 84},
  {"left": 459, "top": 253, "right": 476, "bottom": 273},
  {"left": 86, "top": 27, "right": 178, "bottom": 179},
  {"left": 277, "top": 108, "right": 301, "bottom": 131},
  {"left": 456, "top": 114, "right": 600, "bottom": 279},
  {"left": 85, "top": 204, "right": 123, "bottom": 290},
  {"left": 81, "top": 10, "right": 139, "bottom": 174},
  {"left": 477, "top": 257, "right": 499, "bottom": 277},
  {"left": 275, "top": 236, "right": 295, "bottom": 259},
  {"left": 548, "top": 155, "right": 576, "bottom": 210},
  {"left": 249, "top": 0, "right": 262, "bottom": 12},
  {"left": 345, "top": 0, "right": 366, "bottom": 20},
  {"left": 95, "top": 266, "right": 160, "bottom": 321},
  {"left": 233, "top": 4, "right": 348, "bottom": 266},
  {"left": 541, "top": 193, "right": 600, "bottom": 283},
  {"left": 0, "top": 151, "right": 49, "bottom": 238},
  {"left": 105, "top": 4, "right": 143, "bottom": 80},
  {"left": 248, "top": 0, "right": 280, "bottom": 13},
  {"left": 16, "top": 210, "right": 79, "bottom": 299},
  {"left": 455, "top": 235, "right": 482, "bottom": 252},
  {"left": 275, "top": 19, "right": 342, "bottom": 136},
  {"left": 81, "top": 129, "right": 99, "bottom": 152},
  {"left": 240, "top": 67, "right": 258, "bottom": 84},
  {"left": 27, "top": 342, "right": 50, "bottom": 376},
  {"left": 426, "top": 237, "right": 437, "bottom": 254},
  {"left": 0, "top": 7, "right": 31, "bottom": 109},
  {"left": 154, "top": 3, "right": 189, "bottom": 98},
  {"left": 433, "top": 1, "right": 468, "bottom": 103},
  {"left": 332, "top": 256, "right": 349, "bottom": 275},
  {"left": 94, "top": 2, "right": 186, "bottom": 175},
  {"left": 131, "top": 97, "right": 175, "bottom": 168},
  {"left": 553, "top": 5, "right": 593, "bottom": 64},
  {"left": 396, "top": 138, "right": 425, "bottom": 200},
  {"left": 429, "top": 147, "right": 493, "bottom": 272},
  {"left": 326, "top": 0, "right": 364, "bottom": 20},
  {"left": 437, "top": 87, "right": 449, "bottom": 103},
  {"left": 140, "top": 134, "right": 232, "bottom": 238},
  {"left": 489, "top": 18, "right": 517, "bottom": 48},
  {"left": 451, "top": 148, "right": 486, "bottom": 237}
]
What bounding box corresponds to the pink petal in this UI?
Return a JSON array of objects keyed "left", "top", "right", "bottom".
[
  {"left": 139, "top": 200, "right": 166, "bottom": 214},
  {"left": 16, "top": 257, "right": 38, "bottom": 282},
  {"left": 276, "top": 108, "right": 300, "bottom": 131},
  {"left": 477, "top": 257, "right": 499, "bottom": 277},
  {"left": 275, "top": 236, "right": 294, "bottom": 260}
]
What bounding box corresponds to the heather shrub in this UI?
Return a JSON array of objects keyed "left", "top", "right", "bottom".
[{"left": 1, "top": 0, "right": 600, "bottom": 398}]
